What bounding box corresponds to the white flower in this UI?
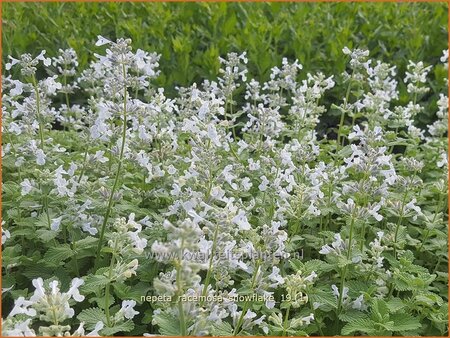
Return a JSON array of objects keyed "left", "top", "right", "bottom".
[
  {"left": 301, "top": 313, "right": 314, "bottom": 325},
  {"left": 37, "top": 50, "right": 51, "bottom": 66},
  {"left": 86, "top": 321, "right": 104, "bottom": 336},
  {"left": 248, "top": 158, "right": 260, "bottom": 171},
  {"left": 331, "top": 284, "right": 340, "bottom": 297},
  {"left": 319, "top": 244, "right": 333, "bottom": 255},
  {"left": 268, "top": 266, "right": 285, "bottom": 286},
  {"left": 93, "top": 150, "right": 109, "bottom": 163},
  {"left": 128, "top": 231, "right": 148, "bottom": 254},
  {"left": 241, "top": 177, "right": 252, "bottom": 191},
  {"left": 440, "top": 49, "right": 449, "bottom": 65},
  {"left": 119, "top": 300, "right": 139, "bottom": 319},
  {"left": 30, "top": 278, "right": 46, "bottom": 302},
  {"left": 405, "top": 198, "right": 423, "bottom": 220},
  {"left": 41, "top": 75, "right": 62, "bottom": 95},
  {"left": 72, "top": 322, "right": 85, "bottom": 336},
  {"left": 20, "top": 179, "right": 34, "bottom": 196},
  {"left": 95, "top": 35, "right": 112, "bottom": 46},
  {"left": 304, "top": 271, "right": 317, "bottom": 282},
  {"left": 67, "top": 278, "right": 85, "bottom": 302},
  {"left": 8, "top": 297, "right": 36, "bottom": 317},
  {"left": 437, "top": 152, "right": 447, "bottom": 168},
  {"left": 207, "top": 124, "right": 221, "bottom": 147},
  {"left": 5, "top": 56, "right": 20, "bottom": 70},
  {"left": 244, "top": 310, "right": 257, "bottom": 320},
  {"left": 2, "top": 227, "right": 11, "bottom": 245},
  {"left": 3, "top": 318, "right": 36, "bottom": 336},
  {"left": 258, "top": 175, "right": 269, "bottom": 191},
  {"left": 352, "top": 295, "right": 367, "bottom": 311},
  {"left": 367, "top": 203, "right": 383, "bottom": 221},
  {"left": 50, "top": 216, "right": 62, "bottom": 231},
  {"left": 35, "top": 149, "right": 46, "bottom": 166},
  {"left": 232, "top": 209, "right": 251, "bottom": 230}
]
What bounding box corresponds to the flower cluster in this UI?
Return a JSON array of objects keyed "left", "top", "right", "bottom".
[{"left": 2, "top": 38, "right": 447, "bottom": 336}]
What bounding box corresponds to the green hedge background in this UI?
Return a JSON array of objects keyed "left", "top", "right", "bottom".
[{"left": 2, "top": 2, "right": 448, "bottom": 126}]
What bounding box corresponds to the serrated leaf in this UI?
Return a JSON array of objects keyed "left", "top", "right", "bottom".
[
  {"left": 80, "top": 274, "right": 111, "bottom": 294},
  {"left": 304, "top": 259, "right": 332, "bottom": 274},
  {"left": 43, "top": 245, "right": 74, "bottom": 265},
  {"left": 211, "top": 321, "right": 233, "bottom": 336},
  {"left": 386, "top": 298, "right": 406, "bottom": 313},
  {"left": 102, "top": 320, "right": 135, "bottom": 335},
  {"left": 75, "top": 236, "right": 98, "bottom": 250},
  {"left": 77, "top": 307, "right": 106, "bottom": 330},
  {"left": 36, "top": 229, "right": 58, "bottom": 242},
  {"left": 339, "top": 310, "right": 367, "bottom": 323},
  {"left": 341, "top": 317, "right": 376, "bottom": 335},
  {"left": 153, "top": 312, "right": 181, "bottom": 336},
  {"left": 309, "top": 290, "right": 337, "bottom": 310},
  {"left": 391, "top": 314, "right": 422, "bottom": 332},
  {"left": 21, "top": 265, "right": 55, "bottom": 279}
]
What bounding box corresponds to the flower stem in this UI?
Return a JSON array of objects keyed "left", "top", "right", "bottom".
[
  {"left": 393, "top": 190, "right": 408, "bottom": 259},
  {"left": 281, "top": 305, "right": 291, "bottom": 336},
  {"left": 177, "top": 238, "right": 187, "bottom": 335},
  {"left": 32, "top": 76, "right": 52, "bottom": 231},
  {"left": 31, "top": 75, "right": 45, "bottom": 150},
  {"left": 337, "top": 214, "right": 355, "bottom": 315},
  {"left": 200, "top": 223, "right": 219, "bottom": 305},
  {"left": 233, "top": 262, "right": 260, "bottom": 336},
  {"left": 94, "top": 64, "right": 128, "bottom": 270},
  {"left": 336, "top": 73, "right": 354, "bottom": 149},
  {"left": 105, "top": 237, "right": 118, "bottom": 327}
]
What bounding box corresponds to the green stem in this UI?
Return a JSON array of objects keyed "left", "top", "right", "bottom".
[
  {"left": 94, "top": 64, "right": 128, "bottom": 270},
  {"left": 177, "top": 238, "right": 187, "bottom": 335},
  {"left": 105, "top": 237, "right": 118, "bottom": 327},
  {"left": 393, "top": 190, "right": 409, "bottom": 259},
  {"left": 309, "top": 298, "right": 324, "bottom": 336},
  {"left": 77, "top": 142, "right": 90, "bottom": 184},
  {"left": 230, "top": 93, "right": 237, "bottom": 140},
  {"left": 200, "top": 223, "right": 219, "bottom": 306},
  {"left": 31, "top": 75, "right": 45, "bottom": 150},
  {"left": 282, "top": 305, "right": 291, "bottom": 336},
  {"left": 359, "top": 222, "right": 366, "bottom": 252},
  {"left": 70, "top": 230, "right": 80, "bottom": 276},
  {"left": 233, "top": 262, "right": 260, "bottom": 336},
  {"left": 63, "top": 72, "right": 70, "bottom": 108},
  {"left": 337, "top": 72, "right": 354, "bottom": 149},
  {"left": 337, "top": 214, "right": 355, "bottom": 315}
]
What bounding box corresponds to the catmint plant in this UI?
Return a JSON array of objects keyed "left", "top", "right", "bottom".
[{"left": 2, "top": 40, "right": 447, "bottom": 337}]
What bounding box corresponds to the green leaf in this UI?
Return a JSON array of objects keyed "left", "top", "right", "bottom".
[
  {"left": 77, "top": 307, "right": 106, "bottom": 330},
  {"left": 304, "top": 259, "right": 332, "bottom": 274},
  {"left": 153, "top": 311, "right": 182, "bottom": 336},
  {"left": 36, "top": 229, "right": 58, "bottom": 242},
  {"left": 75, "top": 236, "right": 98, "bottom": 250},
  {"left": 211, "top": 321, "right": 234, "bottom": 336},
  {"left": 42, "top": 245, "right": 74, "bottom": 265},
  {"left": 309, "top": 290, "right": 337, "bottom": 310},
  {"left": 102, "top": 320, "right": 135, "bottom": 335},
  {"left": 386, "top": 298, "right": 406, "bottom": 313},
  {"left": 80, "top": 274, "right": 111, "bottom": 294},
  {"left": 391, "top": 314, "right": 422, "bottom": 332},
  {"left": 341, "top": 317, "right": 376, "bottom": 335}
]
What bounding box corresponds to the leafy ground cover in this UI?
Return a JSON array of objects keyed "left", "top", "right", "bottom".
[{"left": 1, "top": 2, "right": 448, "bottom": 337}]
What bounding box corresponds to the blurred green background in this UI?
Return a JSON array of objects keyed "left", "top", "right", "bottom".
[{"left": 2, "top": 2, "right": 448, "bottom": 126}]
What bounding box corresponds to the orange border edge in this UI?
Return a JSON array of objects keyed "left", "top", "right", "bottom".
[{"left": 0, "top": 1, "right": 448, "bottom": 338}]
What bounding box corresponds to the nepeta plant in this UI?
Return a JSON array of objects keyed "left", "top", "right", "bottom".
[{"left": 1, "top": 36, "right": 448, "bottom": 336}]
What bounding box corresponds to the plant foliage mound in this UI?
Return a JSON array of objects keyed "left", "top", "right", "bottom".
[{"left": 1, "top": 37, "right": 448, "bottom": 336}]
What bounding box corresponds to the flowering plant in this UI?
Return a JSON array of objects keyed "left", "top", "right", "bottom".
[{"left": 1, "top": 37, "right": 448, "bottom": 336}]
